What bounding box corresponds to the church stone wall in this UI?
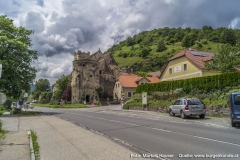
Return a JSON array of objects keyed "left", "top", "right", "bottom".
[{"left": 71, "top": 49, "right": 118, "bottom": 103}]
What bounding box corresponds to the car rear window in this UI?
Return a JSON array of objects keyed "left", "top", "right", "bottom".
[
  {"left": 187, "top": 99, "right": 202, "bottom": 105},
  {"left": 233, "top": 95, "right": 240, "bottom": 105}
]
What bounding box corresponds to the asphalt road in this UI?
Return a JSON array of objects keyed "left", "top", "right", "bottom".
[{"left": 35, "top": 105, "right": 240, "bottom": 160}]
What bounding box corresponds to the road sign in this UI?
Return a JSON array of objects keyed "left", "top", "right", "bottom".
[
  {"left": 24, "top": 93, "right": 28, "bottom": 97},
  {"left": 0, "top": 64, "right": 2, "bottom": 78},
  {"left": 0, "top": 92, "right": 6, "bottom": 104},
  {"left": 142, "top": 92, "right": 147, "bottom": 105},
  {"left": 18, "top": 101, "right": 23, "bottom": 106}
]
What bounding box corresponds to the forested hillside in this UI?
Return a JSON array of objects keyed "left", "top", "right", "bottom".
[{"left": 105, "top": 26, "right": 240, "bottom": 72}]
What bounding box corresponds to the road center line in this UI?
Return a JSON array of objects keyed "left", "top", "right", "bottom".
[{"left": 66, "top": 112, "right": 240, "bottom": 147}]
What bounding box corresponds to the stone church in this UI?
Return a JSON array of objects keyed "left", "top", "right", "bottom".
[{"left": 71, "top": 49, "right": 119, "bottom": 103}]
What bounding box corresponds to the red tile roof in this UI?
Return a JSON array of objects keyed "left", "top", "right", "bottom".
[
  {"left": 169, "top": 49, "right": 214, "bottom": 69},
  {"left": 119, "top": 75, "right": 142, "bottom": 87},
  {"left": 118, "top": 75, "right": 159, "bottom": 87},
  {"left": 147, "top": 77, "right": 160, "bottom": 83},
  {"left": 148, "top": 71, "right": 161, "bottom": 78}
]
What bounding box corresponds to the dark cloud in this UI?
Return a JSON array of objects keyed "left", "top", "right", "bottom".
[
  {"left": 2, "top": 0, "right": 240, "bottom": 84},
  {"left": 30, "top": 13, "right": 106, "bottom": 57},
  {"left": 25, "top": 10, "right": 45, "bottom": 33},
  {"left": 37, "top": 0, "right": 44, "bottom": 7}
]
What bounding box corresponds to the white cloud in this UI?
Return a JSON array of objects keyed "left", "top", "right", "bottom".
[{"left": 1, "top": 0, "right": 240, "bottom": 85}]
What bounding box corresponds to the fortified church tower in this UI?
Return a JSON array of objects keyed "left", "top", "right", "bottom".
[{"left": 71, "top": 49, "right": 119, "bottom": 103}]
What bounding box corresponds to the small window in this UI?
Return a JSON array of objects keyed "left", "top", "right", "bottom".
[
  {"left": 128, "top": 92, "right": 132, "bottom": 98},
  {"left": 169, "top": 68, "right": 172, "bottom": 74},
  {"left": 99, "top": 71, "right": 102, "bottom": 74},
  {"left": 184, "top": 64, "right": 187, "bottom": 71}
]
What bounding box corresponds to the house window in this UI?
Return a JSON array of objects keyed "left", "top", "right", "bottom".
[
  {"left": 99, "top": 71, "right": 102, "bottom": 74},
  {"left": 128, "top": 92, "right": 132, "bottom": 97},
  {"left": 169, "top": 68, "right": 172, "bottom": 74},
  {"left": 184, "top": 64, "right": 187, "bottom": 71}
]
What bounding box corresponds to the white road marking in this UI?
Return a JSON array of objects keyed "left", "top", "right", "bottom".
[
  {"left": 222, "top": 119, "right": 230, "bottom": 127},
  {"left": 66, "top": 112, "right": 240, "bottom": 147},
  {"left": 98, "top": 110, "right": 229, "bottom": 129}
]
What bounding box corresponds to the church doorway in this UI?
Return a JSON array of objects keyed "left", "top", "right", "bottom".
[{"left": 86, "top": 95, "right": 90, "bottom": 103}]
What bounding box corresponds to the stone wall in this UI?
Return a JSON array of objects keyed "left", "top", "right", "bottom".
[
  {"left": 128, "top": 105, "right": 230, "bottom": 117},
  {"left": 71, "top": 50, "right": 118, "bottom": 103}
]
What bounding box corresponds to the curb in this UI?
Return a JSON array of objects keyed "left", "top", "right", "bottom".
[{"left": 28, "top": 131, "right": 35, "bottom": 160}]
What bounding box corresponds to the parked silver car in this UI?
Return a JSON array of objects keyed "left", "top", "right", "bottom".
[{"left": 169, "top": 97, "right": 206, "bottom": 119}]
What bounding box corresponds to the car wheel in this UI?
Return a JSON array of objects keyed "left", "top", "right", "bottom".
[
  {"left": 169, "top": 110, "right": 175, "bottom": 117},
  {"left": 231, "top": 120, "right": 236, "bottom": 127},
  {"left": 180, "top": 111, "right": 186, "bottom": 119},
  {"left": 231, "top": 122, "right": 236, "bottom": 127},
  {"left": 199, "top": 114, "right": 205, "bottom": 119}
]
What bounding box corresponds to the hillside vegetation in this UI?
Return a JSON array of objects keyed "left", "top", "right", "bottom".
[{"left": 105, "top": 26, "right": 240, "bottom": 72}]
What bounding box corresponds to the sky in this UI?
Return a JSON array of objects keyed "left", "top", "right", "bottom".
[{"left": 1, "top": 0, "right": 240, "bottom": 85}]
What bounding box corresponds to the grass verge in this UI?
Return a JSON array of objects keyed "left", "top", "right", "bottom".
[
  {"left": 14, "top": 111, "right": 43, "bottom": 116},
  {"left": 32, "top": 103, "right": 87, "bottom": 108},
  {"left": 29, "top": 130, "right": 40, "bottom": 160}
]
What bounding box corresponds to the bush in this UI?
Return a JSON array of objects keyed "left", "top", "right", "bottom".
[
  {"left": 4, "top": 99, "right": 12, "bottom": 110},
  {"left": 202, "top": 40, "right": 208, "bottom": 44},
  {"left": 136, "top": 72, "right": 240, "bottom": 95}
]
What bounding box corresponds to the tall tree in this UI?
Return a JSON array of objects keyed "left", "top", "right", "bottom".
[
  {"left": 35, "top": 78, "right": 50, "bottom": 92},
  {"left": 32, "top": 78, "right": 50, "bottom": 100},
  {"left": 156, "top": 38, "right": 167, "bottom": 52},
  {"left": 221, "top": 29, "right": 237, "bottom": 46},
  {"left": 0, "top": 15, "right": 38, "bottom": 99},
  {"left": 204, "top": 44, "right": 240, "bottom": 72},
  {"left": 54, "top": 75, "right": 71, "bottom": 101},
  {"left": 181, "top": 33, "right": 197, "bottom": 48}
]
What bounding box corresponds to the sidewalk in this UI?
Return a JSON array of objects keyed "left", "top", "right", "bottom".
[{"left": 0, "top": 115, "right": 148, "bottom": 160}]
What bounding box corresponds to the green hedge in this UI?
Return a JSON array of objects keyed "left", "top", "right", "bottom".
[{"left": 136, "top": 72, "right": 240, "bottom": 93}]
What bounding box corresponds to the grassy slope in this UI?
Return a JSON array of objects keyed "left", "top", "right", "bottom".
[{"left": 112, "top": 39, "right": 221, "bottom": 70}]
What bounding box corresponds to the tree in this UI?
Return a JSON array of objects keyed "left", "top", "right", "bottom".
[
  {"left": 61, "top": 87, "right": 71, "bottom": 102},
  {"left": 126, "top": 37, "right": 135, "bottom": 46},
  {"left": 181, "top": 33, "right": 196, "bottom": 48},
  {"left": 140, "top": 47, "right": 151, "bottom": 58},
  {"left": 221, "top": 29, "right": 237, "bottom": 46},
  {"left": 156, "top": 38, "right": 167, "bottom": 52},
  {"left": 35, "top": 78, "right": 50, "bottom": 92},
  {"left": 54, "top": 75, "right": 71, "bottom": 101},
  {"left": 0, "top": 15, "right": 38, "bottom": 99},
  {"left": 204, "top": 44, "right": 240, "bottom": 72},
  {"left": 32, "top": 78, "right": 50, "bottom": 101}
]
